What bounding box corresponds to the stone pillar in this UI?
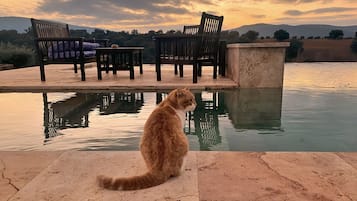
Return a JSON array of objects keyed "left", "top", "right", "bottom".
[{"left": 226, "top": 42, "right": 290, "bottom": 88}]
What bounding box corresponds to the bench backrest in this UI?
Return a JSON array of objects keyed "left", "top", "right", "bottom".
[{"left": 31, "top": 18, "right": 70, "bottom": 39}]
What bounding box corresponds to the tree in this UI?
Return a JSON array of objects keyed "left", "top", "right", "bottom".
[
  {"left": 329, "top": 29, "right": 344, "bottom": 39},
  {"left": 274, "top": 29, "right": 289, "bottom": 41},
  {"left": 286, "top": 39, "right": 303, "bottom": 61},
  {"left": 239, "top": 30, "right": 259, "bottom": 42}
]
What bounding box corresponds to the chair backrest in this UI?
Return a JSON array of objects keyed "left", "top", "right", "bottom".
[
  {"left": 196, "top": 12, "right": 224, "bottom": 58},
  {"left": 183, "top": 25, "right": 200, "bottom": 35}
]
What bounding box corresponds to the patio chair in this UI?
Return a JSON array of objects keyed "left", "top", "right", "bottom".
[
  {"left": 31, "top": 18, "right": 109, "bottom": 81},
  {"left": 154, "top": 12, "right": 224, "bottom": 83},
  {"left": 175, "top": 25, "right": 227, "bottom": 77}
]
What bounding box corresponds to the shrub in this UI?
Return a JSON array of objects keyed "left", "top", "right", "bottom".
[
  {"left": 0, "top": 42, "right": 36, "bottom": 67},
  {"left": 351, "top": 38, "right": 357, "bottom": 53}
]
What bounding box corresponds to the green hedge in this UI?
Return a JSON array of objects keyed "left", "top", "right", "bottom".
[{"left": 0, "top": 42, "right": 36, "bottom": 67}]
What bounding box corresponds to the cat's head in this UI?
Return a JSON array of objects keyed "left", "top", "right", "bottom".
[{"left": 167, "top": 88, "right": 196, "bottom": 112}]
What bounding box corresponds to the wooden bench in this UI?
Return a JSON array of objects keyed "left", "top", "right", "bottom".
[{"left": 31, "top": 18, "right": 109, "bottom": 81}]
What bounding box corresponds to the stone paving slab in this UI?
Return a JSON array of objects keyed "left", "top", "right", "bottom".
[
  {"left": 197, "top": 152, "right": 357, "bottom": 201},
  {"left": 9, "top": 151, "right": 199, "bottom": 201},
  {"left": 0, "top": 151, "right": 63, "bottom": 201}
]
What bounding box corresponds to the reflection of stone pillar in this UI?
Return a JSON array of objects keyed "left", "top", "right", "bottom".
[
  {"left": 224, "top": 89, "right": 282, "bottom": 129},
  {"left": 227, "top": 42, "right": 290, "bottom": 88}
]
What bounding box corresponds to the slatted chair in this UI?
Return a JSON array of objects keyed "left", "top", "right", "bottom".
[
  {"left": 155, "top": 12, "right": 224, "bottom": 83},
  {"left": 31, "top": 18, "right": 109, "bottom": 81}
]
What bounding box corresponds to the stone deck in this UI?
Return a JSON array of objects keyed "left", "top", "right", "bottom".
[
  {"left": 1, "top": 151, "right": 356, "bottom": 201},
  {"left": 0, "top": 63, "right": 237, "bottom": 91}
]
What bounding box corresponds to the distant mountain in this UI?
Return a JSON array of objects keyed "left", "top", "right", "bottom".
[
  {"left": 0, "top": 16, "right": 100, "bottom": 33},
  {"left": 231, "top": 23, "right": 357, "bottom": 38}
]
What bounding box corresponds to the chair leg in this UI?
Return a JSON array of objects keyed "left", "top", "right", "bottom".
[
  {"left": 156, "top": 62, "right": 161, "bottom": 81},
  {"left": 39, "top": 62, "right": 46, "bottom": 81},
  {"left": 193, "top": 63, "right": 198, "bottom": 83},
  {"left": 213, "top": 60, "right": 218, "bottom": 79},
  {"left": 198, "top": 64, "right": 202, "bottom": 76},
  {"left": 174, "top": 64, "right": 178, "bottom": 75},
  {"left": 179, "top": 64, "right": 183, "bottom": 77}
]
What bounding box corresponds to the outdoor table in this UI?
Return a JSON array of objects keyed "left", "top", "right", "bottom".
[{"left": 95, "top": 47, "right": 144, "bottom": 80}]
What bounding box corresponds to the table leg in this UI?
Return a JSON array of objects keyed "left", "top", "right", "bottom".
[
  {"left": 129, "top": 52, "right": 134, "bottom": 79},
  {"left": 139, "top": 50, "right": 143, "bottom": 74},
  {"left": 112, "top": 53, "right": 117, "bottom": 75}
]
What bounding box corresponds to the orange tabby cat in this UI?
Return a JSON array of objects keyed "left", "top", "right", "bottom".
[{"left": 97, "top": 88, "right": 196, "bottom": 190}]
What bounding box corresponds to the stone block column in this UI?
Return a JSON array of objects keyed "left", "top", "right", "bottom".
[{"left": 226, "top": 42, "right": 290, "bottom": 88}]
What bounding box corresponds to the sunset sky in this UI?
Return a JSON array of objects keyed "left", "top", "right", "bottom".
[{"left": 1, "top": 0, "right": 356, "bottom": 32}]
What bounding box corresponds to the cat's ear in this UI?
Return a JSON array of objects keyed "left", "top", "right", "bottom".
[{"left": 176, "top": 88, "right": 184, "bottom": 97}]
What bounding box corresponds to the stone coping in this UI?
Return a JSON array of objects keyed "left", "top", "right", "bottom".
[{"left": 227, "top": 42, "right": 290, "bottom": 48}]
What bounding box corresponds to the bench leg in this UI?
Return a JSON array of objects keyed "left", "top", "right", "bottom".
[
  {"left": 74, "top": 63, "right": 78, "bottom": 73},
  {"left": 80, "top": 62, "right": 86, "bottom": 81}
]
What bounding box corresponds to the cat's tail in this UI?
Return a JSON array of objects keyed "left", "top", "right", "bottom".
[{"left": 96, "top": 171, "right": 168, "bottom": 191}]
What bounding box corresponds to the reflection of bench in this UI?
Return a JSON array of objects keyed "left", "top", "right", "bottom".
[
  {"left": 43, "top": 93, "right": 99, "bottom": 140},
  {"left": 31, "top": 18, "right": 109, "bottom": 81},
  {"left": 48, "top": 93, "right": 99, "bottom": 128}
]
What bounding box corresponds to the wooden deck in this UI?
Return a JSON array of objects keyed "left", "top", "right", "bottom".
[{"left": 0, "top": 63, "right": 237, "bottom": 92}]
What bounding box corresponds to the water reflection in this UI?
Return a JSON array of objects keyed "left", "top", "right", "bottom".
[
  {"left": 42, "top": 89, "right": 283, "bottom": 150},
  {"left": 43, "top": 92, "right": 144, "bottom": 142},
  {"left": 224, "top": 88, "right": 283, "bottom": 130}
]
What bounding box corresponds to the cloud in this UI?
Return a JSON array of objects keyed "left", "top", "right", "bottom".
[
  {"left": 251, "top": 14, "right": 266, "bottom": 19},
  {"left": 270, "top": 0, "right": 333, "bottom": 3},
  {"left": 35, "top": 0, "right": 202, "bottom": 31},
  {"left": 284, "top": 7, "right": 357, "bottom": 16}
]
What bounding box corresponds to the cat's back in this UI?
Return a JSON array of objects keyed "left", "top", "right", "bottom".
[{"left": 144, "top": 104, "right": 179, "bottom": 131}]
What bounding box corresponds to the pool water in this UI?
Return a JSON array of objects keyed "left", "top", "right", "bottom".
[{"left": 0, "top": 62, "right": 357, "bottom": 151}]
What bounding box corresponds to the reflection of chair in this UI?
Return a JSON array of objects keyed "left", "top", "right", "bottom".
[
  {"left": 98, "top": 92, "right": 144, "bottom": 114},
  {"left": 156, "top": 91, "right": 226, "bottom": 150},
  {"left": 31, "top": 18, "right": 109, "bottom": 81},
  {"left": 155, "top": 12, "right": 224, "bottom": 83},
  {"left": 190, "top": 92, "right": 225, "bottom": 150}
]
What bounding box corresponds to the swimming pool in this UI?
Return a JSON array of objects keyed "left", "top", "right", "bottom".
[{"left": 0, "top": 62, "right": 357, "bottom": 151}]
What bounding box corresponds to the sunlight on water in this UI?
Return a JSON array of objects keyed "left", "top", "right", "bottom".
[{"left": 0, "top": 62, "right": 357, "bottom": 151}]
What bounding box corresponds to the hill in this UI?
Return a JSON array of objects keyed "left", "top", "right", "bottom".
[
  {"left": 0, "top": 16, "right": 100, "bottom": 33},
  {"left": 231, "top": 23, "right": 357, "bottom": 38}
]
